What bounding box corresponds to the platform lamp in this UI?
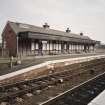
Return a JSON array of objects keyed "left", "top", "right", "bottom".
[{"left": 16, "top": 34, "right": 21, "bottom": 65}]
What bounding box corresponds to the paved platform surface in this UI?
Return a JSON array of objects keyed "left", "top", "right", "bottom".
[
  {"left": 0, "top": 53, "right": 104, "bottom": 76},
  {"left": 88, "top": 90, "right": 105, "bottom": 105}
]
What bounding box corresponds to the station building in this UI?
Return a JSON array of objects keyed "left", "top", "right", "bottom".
[
  {"left": 0, "top": 43, "right": 2, "bottom": 56},
  {"left": 2, "top": 21, "right": 96, "bottom": 57}
]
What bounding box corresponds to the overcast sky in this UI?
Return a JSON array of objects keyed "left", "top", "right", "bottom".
[{"left": 0, "top": 0, "right": 105, "bottom": 43}]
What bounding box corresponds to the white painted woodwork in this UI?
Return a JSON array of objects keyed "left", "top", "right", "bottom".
[
  {"left": 31, "top": 41, "right": 35, "bottom": 50},
  {"left": 64, "top": 44, "right": 66, "bottom": 49},
  {"left": 47, "top": 43, "right": 49, "bottom": 50},
  {"left": 59, "top": 44, "right": 61, "bottom": 50},
  {"left": 42, "top": 43, "right": 47, "bottom": 50},
  {"left": 35, "top": 43, "right": 39, "bottom": 49},
  {"left": 50, "top": 43, "right": 53, "bottom": 50}
]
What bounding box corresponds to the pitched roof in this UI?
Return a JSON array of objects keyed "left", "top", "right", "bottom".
[{"left": 8, "top": 21, "right": 92, "bottom": 40}]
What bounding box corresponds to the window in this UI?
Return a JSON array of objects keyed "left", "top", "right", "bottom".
[{"left": 3, "top": 40, "right": 6, "bottom": 49}]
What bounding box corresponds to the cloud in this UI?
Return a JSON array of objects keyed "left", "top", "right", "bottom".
[{"left": 0, "top": 0, "right": 105, "bottom": 43}]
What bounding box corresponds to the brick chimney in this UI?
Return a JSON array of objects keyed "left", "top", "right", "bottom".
[
  {"left": 43, "top": 23, "right": 50, "bottom": 29},
  {"left": 80, "top": 32, "right": 83, "bottom": 36},
  {"left": 66, "top": 28, "right": 71, "bottom": 33}
]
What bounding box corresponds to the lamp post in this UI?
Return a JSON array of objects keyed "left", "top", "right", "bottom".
[
  {"left": 10, "top": 56, "right": 13, "bottom": 68},
  {"left": 16, "top": 35, "right": 19, "bottom": 58},
  {"left": 16, "top": 35, "right": 21, "bottom": 65}
]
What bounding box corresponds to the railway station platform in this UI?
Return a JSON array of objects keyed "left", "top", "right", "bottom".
[
  {"left": 88, "top": 90, "right": 105, "bottom": 105},
  {"left": 0, "top": 54, "right": 105, "bottom": 104},
  {"left": 0, "top": 53, "right": 105, "bottom": 85},
  {"left": 0, "top": 53, "right": 104, "bottom": 76}
]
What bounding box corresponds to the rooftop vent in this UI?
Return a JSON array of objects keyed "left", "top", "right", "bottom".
[
  {"left": 43, "top": 23, "right": 50, "bottom": 29},
  {"left": 80, "top": 32, "right": 83, "bottom": 36},
  {"left": 66, "top": 28, "right": 71, "bottom": 33}
]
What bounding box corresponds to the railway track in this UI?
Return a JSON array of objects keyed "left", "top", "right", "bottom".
[
  {"left": 0, "top": 58, "right": 105, "bottom": 105},
  {"left": 40, "top": 70, "right": 105, "bottom": 105}
]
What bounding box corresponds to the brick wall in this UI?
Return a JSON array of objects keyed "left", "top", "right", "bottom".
[
  {"left": 2, "top": 23, "right": 17, "bottom": 56},
  {"left": 0, "top": 47, "right": 2, "bottom": 56}
]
